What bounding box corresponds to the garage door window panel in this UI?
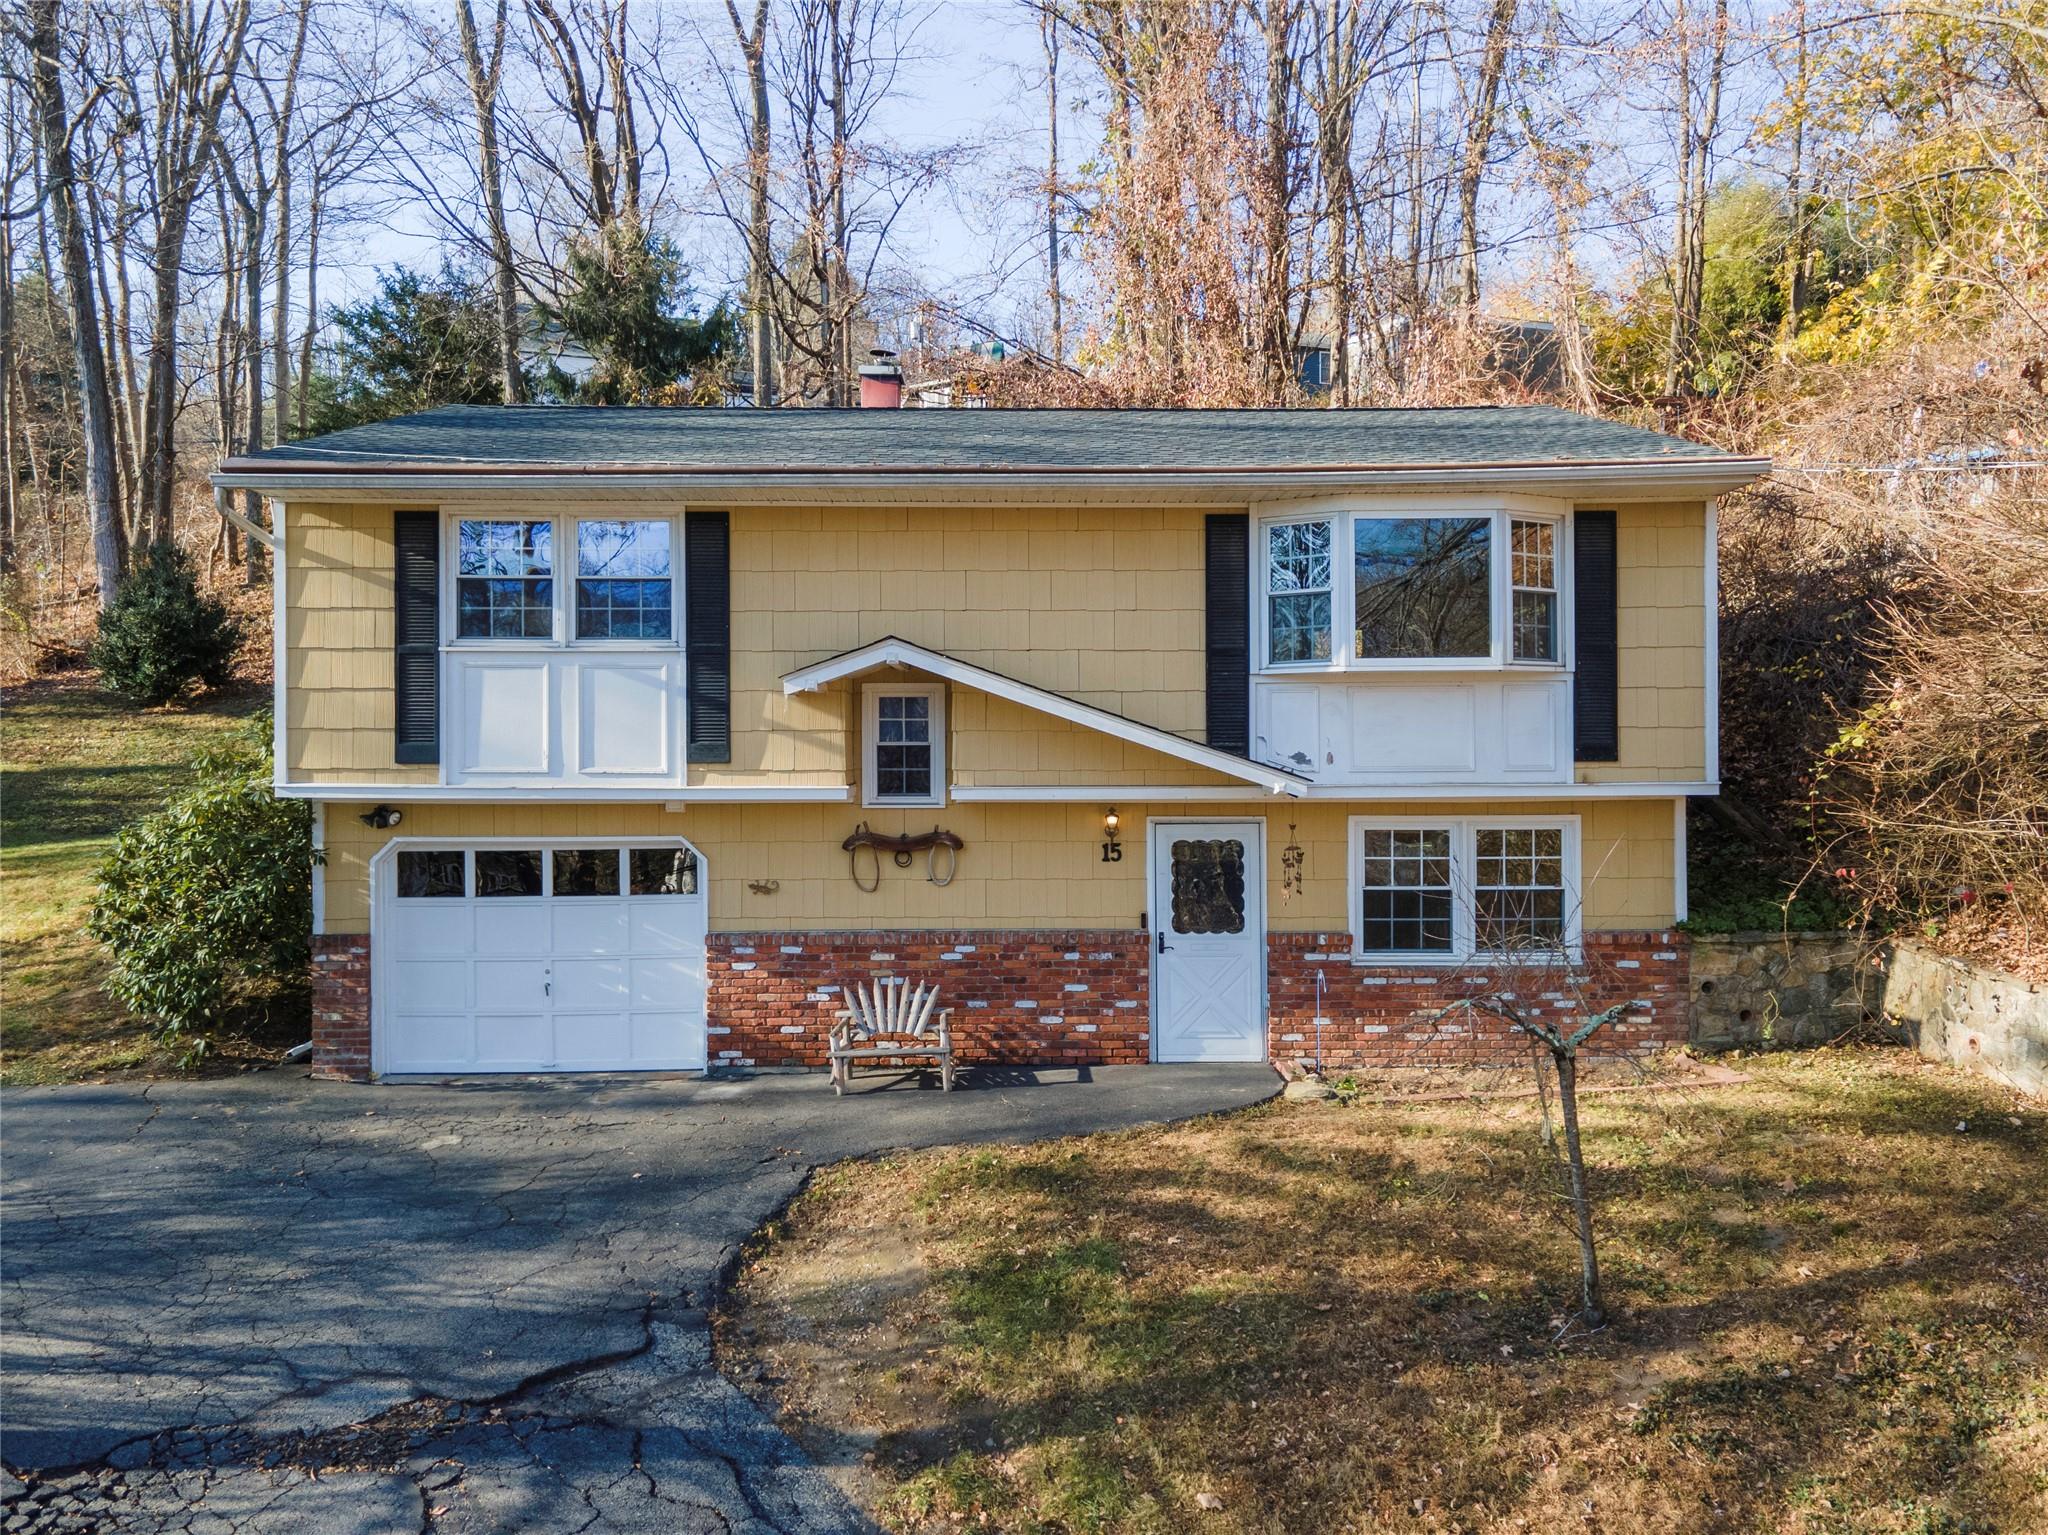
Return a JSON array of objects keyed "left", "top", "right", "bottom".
[
  {"left": 552, "top": 848, "right": 622, "bottom": 896},
  {"left": 476, "top": 849, "right": 543, "bottom": 897},
  {"left": 630, "top": 847, "right": 699, "bottom": 895},
  {"left": 397, "top": 849, "right": 466, "bottom": 898}
]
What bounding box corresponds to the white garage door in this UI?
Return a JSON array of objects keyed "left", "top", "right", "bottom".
[{"left": 375, "top": 841, "right": 707, "bottom": 1074}]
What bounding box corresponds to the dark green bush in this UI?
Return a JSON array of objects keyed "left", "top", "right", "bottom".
[
  {"left": 89, "top": 713, "right": 316, "bottom": 1050},
  {"left": 90, "top": 543, "right": 245, "bottom": 705}
]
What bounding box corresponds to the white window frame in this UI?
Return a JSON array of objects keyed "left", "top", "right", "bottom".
[
  {"left": 1347, "top": 814, "right": 1581, "bottom": 964},
  {"left": 443, "top": 512, "right": 680, "bottom": 651},
  {"left": 1257, "top": 506, "right": 1571, "bottom": 674},
  {"left": 861, "top": 681, "right": 946, "bottom": 808},
  {"left": 1507, "top": 513, "right": 1565, "bottom": 667}
]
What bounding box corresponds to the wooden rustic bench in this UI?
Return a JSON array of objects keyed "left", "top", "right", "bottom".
[{"left": 829, "top": 978, "right": 955, "bottom": 1094}]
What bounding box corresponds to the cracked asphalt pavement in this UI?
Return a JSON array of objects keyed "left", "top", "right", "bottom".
[{"left": 2, "top": 1064, "right": 1275, "bottom": 1532}]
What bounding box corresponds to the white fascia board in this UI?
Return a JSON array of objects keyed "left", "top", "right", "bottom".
[
  {"left": 1297, "top": 780, "right": 1720, "bottom": 800},
  {"left": 952, "top": 785, "right": 1290, "bottom": 802},
  {"left": 782, "top": 636, "right": 1310, "bottom": 796},
  {"left": 274, "top": 783, "right": 852, "bottom": 803},
  {"left": 210, "top": 460, "right": 1773, "bottom": 500}
]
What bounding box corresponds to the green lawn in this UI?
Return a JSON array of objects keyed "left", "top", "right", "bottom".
[{"left": 1, "top": 675, "right": 265, "bottom": 1084}]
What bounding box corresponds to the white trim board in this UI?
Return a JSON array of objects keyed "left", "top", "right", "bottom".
[
  {"left": 278, "top": 779, "right": 1711, "bottom": 805},
  {"left": 275, "top": 784, "right": 851, "bottom": 804},
  {"left": 782, "top": 635, "right": 1310, "bottom": 797},
  {"left": 215, "top": 461, "right": 1773, "bottom": 499}
]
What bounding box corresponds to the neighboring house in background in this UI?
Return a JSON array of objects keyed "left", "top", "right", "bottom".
[{"left": 213, "top": 388, "right": 1767, "bottom": 1082}]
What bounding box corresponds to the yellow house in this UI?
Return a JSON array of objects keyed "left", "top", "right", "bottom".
[{"left": 213, "top": 401, "right": 1768, "bottom": 1082}]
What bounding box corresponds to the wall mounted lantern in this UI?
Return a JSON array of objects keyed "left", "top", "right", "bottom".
[{"left": 1101, "top": 806, "right": 1122, "bottom": 863}]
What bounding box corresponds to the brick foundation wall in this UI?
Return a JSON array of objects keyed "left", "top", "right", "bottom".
[
  {"left": 310, "top": 934, "right": 372, "bottom": 1082},
  {"left": 707, "top": 931, "right": 1151, "bottom": 1068},
  {"left": 319, "top": 925, "right": 1690, "bottom": 1079},
  {"left": 1267, "top": 930, "right": 1690, "bottom": 1068}
]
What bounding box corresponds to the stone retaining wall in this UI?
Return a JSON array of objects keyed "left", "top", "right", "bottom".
[
  {"left": 1882, "top": 941, "right": 2048, "bottom": 1097},
  {"left": 1687, "top": 931, "right": 1883, "bottom": 1051}
]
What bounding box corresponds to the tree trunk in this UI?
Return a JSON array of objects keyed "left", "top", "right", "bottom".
[
  {"left": 0, "top": 187, "right": 16, "bottom": 577},
  {"left": 1665, "top": 0, "right": 1728, "bottom": 397},
  {"left": 1263, "top": 0, "right": 1297, "bottom": 394},
  {"left": 1042, "top": 3, "right": 1063, "bottom": 363},
  {"left": 137, "top": 0, "right": 250, "bottom": 545},
  {"left": 88, "top": 188, "right": 141, "bottom": 542},
  {"left": 298, "top": 185, "right": 321, "bottom": 435},
  {"left": 728, "top": 0, "right": 774, "bottom": 406},
  {"left": 457, "top": 0, "right": 527, "bottom": 403},
  {"left": 1456, "top": 0, "right": 1517, "bottom": 314},
  {"left": 271, "top": 0, "right": 312, "bottom": 447},
  {"left": 243, "top": 206, "right": 265, "bottom": 584},
  {"left": 1780, "top": 0, "right": 1809, "bottom": 343},
  {"left": 24, "top": 0, "right": 125, "bottom": 605},
  {"left": 1554, "top": 1049, "right": 1606, "bottom": 1327}
]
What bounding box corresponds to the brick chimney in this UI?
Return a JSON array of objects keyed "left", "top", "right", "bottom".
[{"left": 858, "top": 349, "right": 903, "bottom": 409}]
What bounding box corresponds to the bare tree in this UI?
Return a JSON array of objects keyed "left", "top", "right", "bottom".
[
  {"left": 455, "top": 0, "right": 526, "bottom": 402},
  {"left": 129, "top": 0, "right": 252, "bottom": 543},
  {"left": 15, "top": 0, "right": 123, "bottom": 604},
  {"left": 269, "top": 0, "right": 313, "bottom": 445},
  {"left": 727, "top": 0, "right": 775, "bottom": 404},
  {"left": 1663, "top": 0, "right": 1730, "bottom": 396},
  {"left": 1454, "top": 0, "right": 1517, "bottom": 315},
  {"left": 1040, "top": 0, "right": 1063, "bottom": 364}
]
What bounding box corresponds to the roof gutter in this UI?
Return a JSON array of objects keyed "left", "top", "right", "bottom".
[{"left": 210, "top": 458, "right": 1771, "bottom": 498}]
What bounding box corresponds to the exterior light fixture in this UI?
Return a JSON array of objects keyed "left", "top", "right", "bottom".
[
  {"left": 359, "top": 804, "right": 403, "bottom": 830},
  {"left": 1101, "top": 806, "right": 1122, "bottom": 863}
]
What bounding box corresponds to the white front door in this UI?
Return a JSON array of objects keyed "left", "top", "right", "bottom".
[
  {"left": 1149, "top": 820, "right": 1266, "bottom": 1063},
  {"left": 374, "top": 841, "right": 708, "bottom": 1074}
]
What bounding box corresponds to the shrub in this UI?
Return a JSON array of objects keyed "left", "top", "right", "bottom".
[
  {"left": 90, "top": 543, "right": 245, "bottom": 705},
  {"left": 89, "top": 713, "right": 316, "bottom": 1050}
]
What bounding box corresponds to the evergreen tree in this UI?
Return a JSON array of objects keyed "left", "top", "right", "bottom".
[{"left": 546, "top": 220, "right": 735, "bottom": 404}]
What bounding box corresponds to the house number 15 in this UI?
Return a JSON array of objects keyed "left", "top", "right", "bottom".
[{"left": 1100, "top": 840, "right": 1123, "bottom": 862}]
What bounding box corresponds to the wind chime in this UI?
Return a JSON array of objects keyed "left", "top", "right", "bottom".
[{"left": 1280, "top": 822, "right": 1305, "bottom": 904}]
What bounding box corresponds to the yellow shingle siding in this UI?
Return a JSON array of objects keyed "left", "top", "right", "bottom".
[
  {"left": 949, "top": 692, "right": 1242, "bottom": 788},
  {"left": 705, "top": 504, "right": 1211, "bottom": 786},
  {"left": 283, "top": 503, "right": 434, "bottom": 785},
  {"left": 318, "top": 796, "right": 1678, "bottom": 937},
  {"left": 1577, "top": 500, "right": 1709, "bottom": 783},
  {"left": 281, "top": 495, "right": 1711, "bottom": 792}
]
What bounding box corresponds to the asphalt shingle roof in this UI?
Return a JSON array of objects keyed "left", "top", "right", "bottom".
[{"left": 224, "top": 404, "right": 1747, "bottom": 473}]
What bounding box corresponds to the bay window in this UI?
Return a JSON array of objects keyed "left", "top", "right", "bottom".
[
  {"left": 1510, "top": 518, "right": 1559, "bottom": 663},
  {"left": 1264, "top": 519, "right": 1334, "bottom": 663},
  {"left": 1353, "top": 516, "right": 1491, "bottom": 659},
  {"left": 1349, "top": 816, "right": 1580, "bottom": 962},
  {"left": 450, "top": 515, "right": 676, "bottom": 645},
  {"left": 1259, "top": 508, "right": 1566, "bottom": 670}
]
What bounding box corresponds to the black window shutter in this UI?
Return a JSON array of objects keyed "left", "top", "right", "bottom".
[
  {"left": 392, "top": 511, "right": 440, "bottom": 765},
  {"left": 1205, "top": 512, "right": 1251, "bottom": 754},
  {"left": 685, "top": 510, "right": 731, "bottom": 763},
  {"left": 1573, "top": 510, "right": 1620, "bottom": 761}
]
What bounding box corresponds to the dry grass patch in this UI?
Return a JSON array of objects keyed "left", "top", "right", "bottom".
[{"left": 717, "top": 1050, "right": 2048, "bottom": 1534}]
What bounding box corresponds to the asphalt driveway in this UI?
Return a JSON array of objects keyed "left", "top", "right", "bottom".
[{"left": 1, "top": 1064, "right": 1274, "bottom": 1533}]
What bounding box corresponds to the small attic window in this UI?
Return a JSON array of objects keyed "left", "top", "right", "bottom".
[{"left": 862, "top": 683, "right": 944, "bottom": 808}]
